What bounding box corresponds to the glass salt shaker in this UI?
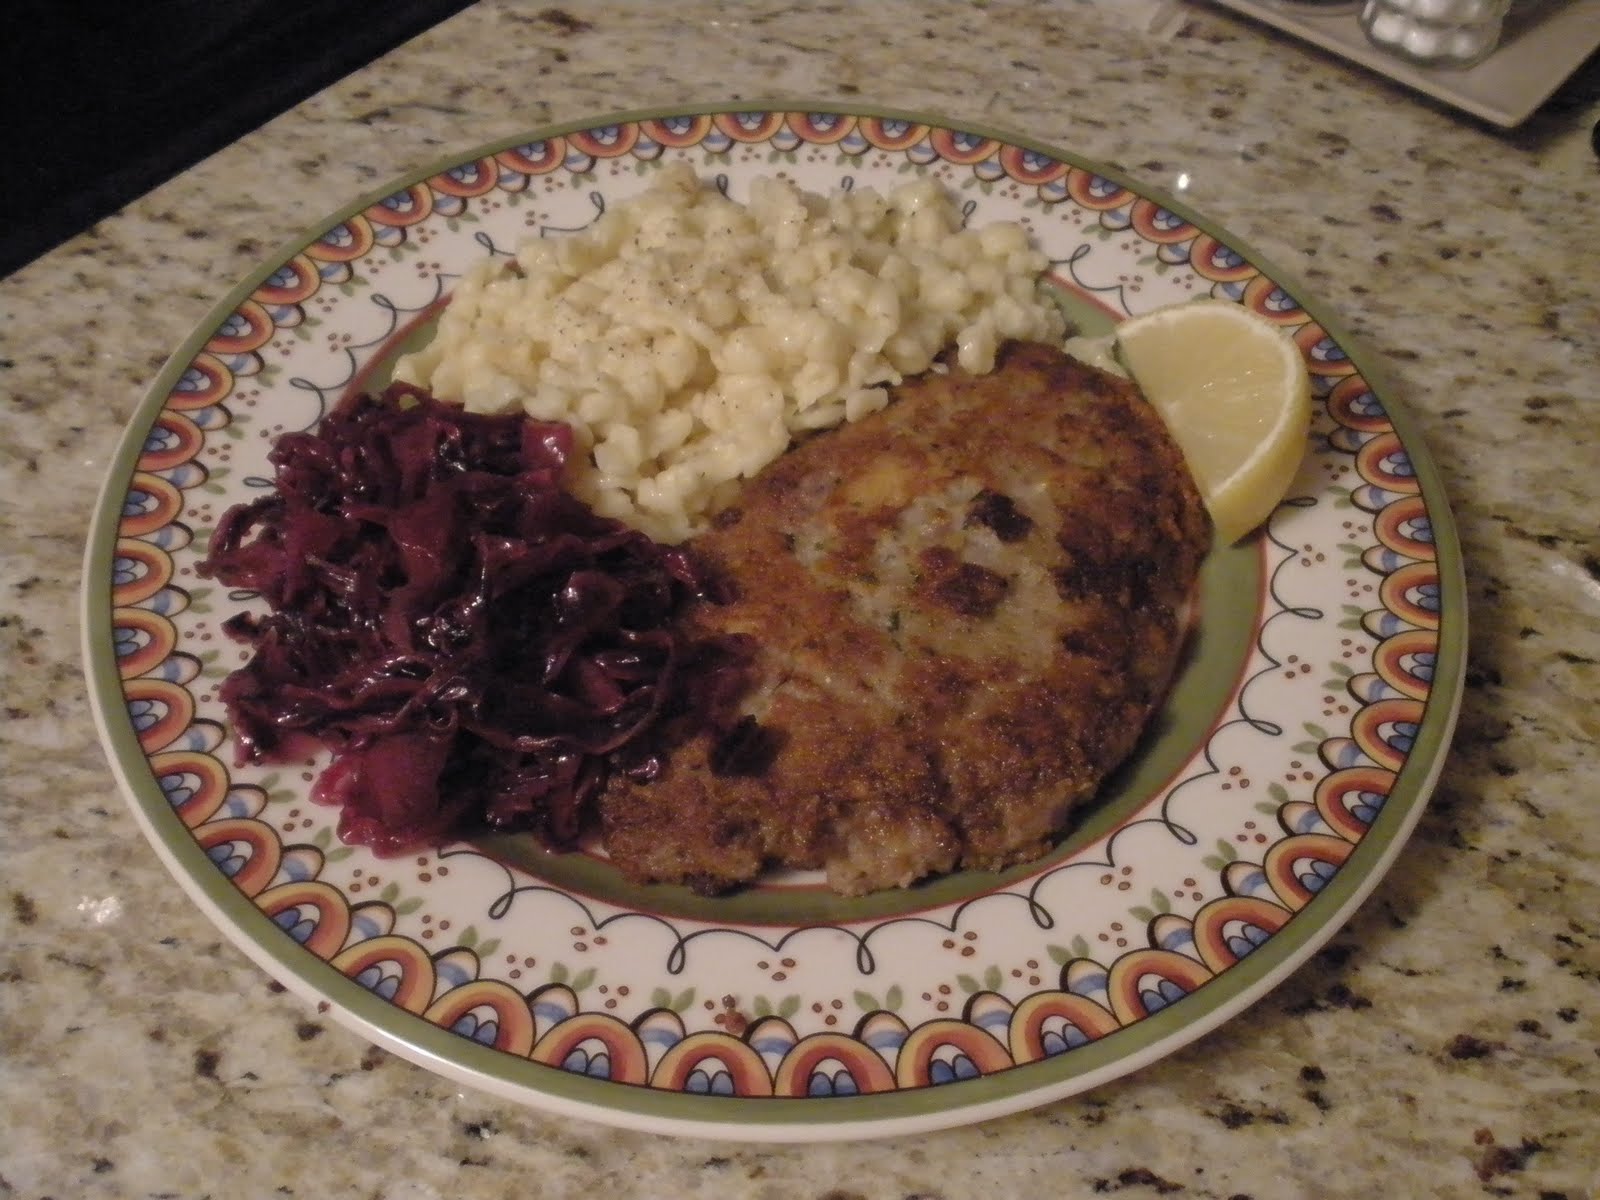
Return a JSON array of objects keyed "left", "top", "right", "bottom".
[{"left": 1359, "top": 0, "right": 1511, "bottom": 68}]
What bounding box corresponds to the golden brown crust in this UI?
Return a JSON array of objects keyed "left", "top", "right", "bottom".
[{"left": 598, "top": 340, "right": 1212, "bottom": 895}]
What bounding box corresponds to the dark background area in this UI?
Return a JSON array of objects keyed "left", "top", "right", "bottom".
[{"left": 3, "top": 0, "right": 477, "bottom": 278}]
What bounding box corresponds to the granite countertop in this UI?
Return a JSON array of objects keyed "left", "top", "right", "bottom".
[{"left": 2, "top": 2, "right": 1597, "bottom": 1197}]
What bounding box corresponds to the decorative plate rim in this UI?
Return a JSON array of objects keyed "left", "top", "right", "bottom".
[{"left": 81, "top": 99, "right": 1466, "bottom": 1142}]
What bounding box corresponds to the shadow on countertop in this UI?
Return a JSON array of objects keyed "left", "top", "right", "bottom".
[{"left": 2, "top": 0, "right": 475, "bottom": 279}]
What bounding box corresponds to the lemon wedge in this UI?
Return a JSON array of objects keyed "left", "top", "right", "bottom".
[{"left": 1111, "top": 299, "right": 1312, "bottom": 544}]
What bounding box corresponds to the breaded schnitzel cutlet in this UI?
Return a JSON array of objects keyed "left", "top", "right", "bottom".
[{"left": 599, "top": 340, "right": 1212, "bottom": 895}]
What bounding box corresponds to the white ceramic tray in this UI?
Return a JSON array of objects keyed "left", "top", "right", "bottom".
[{"left": 1207, "top": 0, "right": 1600, "bottom": 127}]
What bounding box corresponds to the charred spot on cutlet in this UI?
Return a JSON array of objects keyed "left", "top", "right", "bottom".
[
  {"left": 1051, "top": 515, "right": 1162, "bottom": 609},
  {"left": 708, "top": 715, "right": 782, "bottom": 776},
  {"left": 920, "top": 547, "right": 1011, "bottom": 617},
  {"left": 1059, "top": 626, "right": 1110, "bottom": 658},
  {"left": 965, "top": 488, "right": 1034, "bottom": 542}
]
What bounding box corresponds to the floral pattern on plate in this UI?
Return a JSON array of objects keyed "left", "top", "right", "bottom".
[{"left": 84, "top": 105, "right": 1463, "bottom": 1139}]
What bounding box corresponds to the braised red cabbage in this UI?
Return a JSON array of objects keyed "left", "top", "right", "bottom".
[{"left": 199, "top": 383, "right": 740, "bottom": 855}]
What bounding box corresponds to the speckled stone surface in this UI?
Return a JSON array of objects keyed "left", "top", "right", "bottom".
[{"left": 2, "top": 2, "right": 1597, "bottom": 1197}]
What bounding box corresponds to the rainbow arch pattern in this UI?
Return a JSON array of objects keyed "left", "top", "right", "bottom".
[{"left": 102, "top": 109, "right": 1449, "bottom": 1099}]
